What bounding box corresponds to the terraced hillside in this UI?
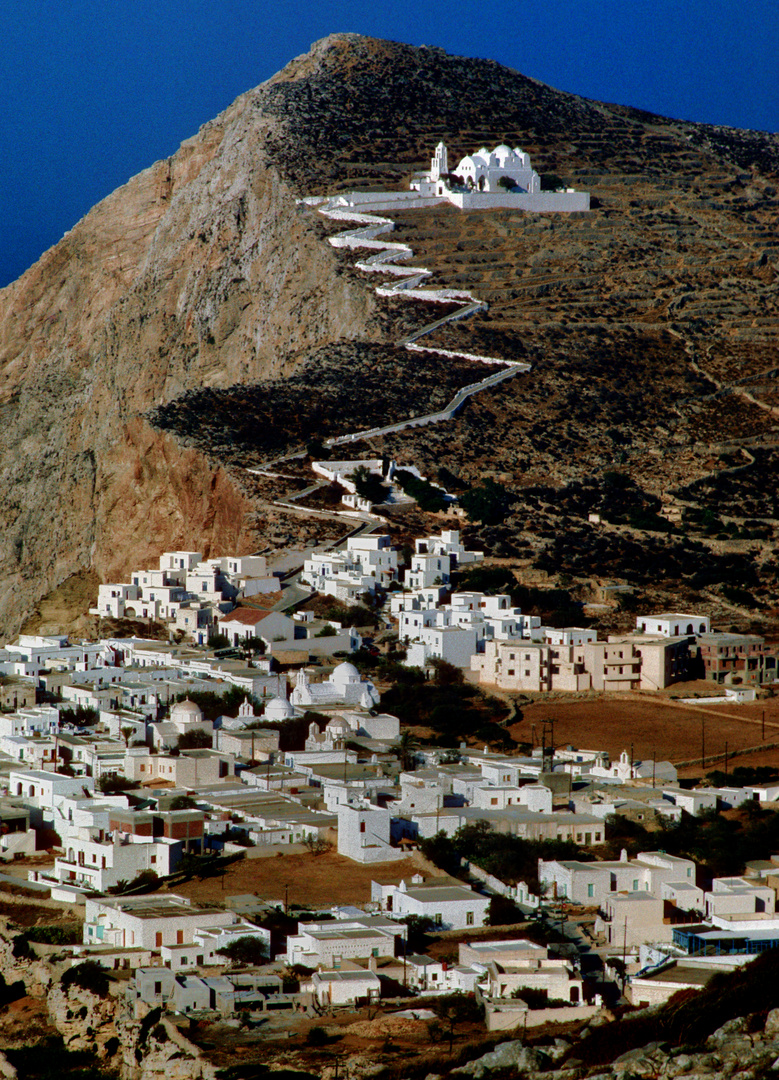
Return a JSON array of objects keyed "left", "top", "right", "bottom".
[{"left": 141, "top": 35, "right": 779, "bottom": 633}]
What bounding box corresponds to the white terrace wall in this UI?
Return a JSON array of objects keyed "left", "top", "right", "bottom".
[{"left": 447, "top": 191, "right": 591, "bottom": 212}]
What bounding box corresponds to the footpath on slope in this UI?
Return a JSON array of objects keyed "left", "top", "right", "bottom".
[
  {"left": 247, "top": 194, "right": 533, "bottom": 527},
  {"left": 311, "top": 196, "right": 531, "bottom": 447}
]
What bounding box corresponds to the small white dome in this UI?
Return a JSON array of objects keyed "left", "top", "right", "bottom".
[
  {"left": 171, "top": 699, "right": 203, "bottom": 723},
  {"left": 264, "top": 696, "right": 294, "bottom": 721},
  {"left": 331, "top": 661, "right": 360, "bottom": 686}
]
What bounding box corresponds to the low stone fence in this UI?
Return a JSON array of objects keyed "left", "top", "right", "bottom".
[{"left": 485, "top": 1000, "right": 600, "bottom": 1031}]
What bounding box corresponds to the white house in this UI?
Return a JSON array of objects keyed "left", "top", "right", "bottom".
[
  {"left": 301, "top": 534, "right": 398, "bottom": 599},
  {"left": 705, "top": 877, "right": 775, "bottom": 919},
  {"left": 312, "top": 969, "right": 381, "bottom": 1006},
  {"left": 371, "top": 875, "right": 490, "bottom": 930},
  {"left": 83, "top": 893, "right": 236, "bottom": 950},
  {"left": 8, "top": 769, "right": 94, "bottom": 825},
  {"left": 286, "top": 914, "right": 402, "bottom": 967},
  {"left": 539, "top": 851, "right": 697, "bottom": 908},
  {"left": 54, "top": 832, "right": 182, "bottom": 893},
  {"left": 217, "top": 609, "right": 295, "bottom": 648},
  {"left": 337, "top": 802, "right": 405, "bottom": 863},
  {"left": 635, "top": 614, "right": 711, "bottom": 638},
  {"left": 405, "top": 626, "right": 480, "bottom": 670}
]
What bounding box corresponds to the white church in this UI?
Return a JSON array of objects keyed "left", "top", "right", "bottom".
[
  {"left": 290, "top": 662, "right": 380, "bottom": 710},
  {"left": 409, "top": 140, "right": 588, "bottom": 212},
  {"left": 412, "top": 142, "right": 541, "bottom": 197}
]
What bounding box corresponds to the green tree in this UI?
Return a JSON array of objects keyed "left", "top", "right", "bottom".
[
  {"left": 459, "top": 479, "right": 515, "bottom": 525},
  {"left": 177, "top": 729, "right": 212, "bottom": 750},
  {"left": 395, "top": 729, "right": 420, "bottom": 771},
  {"left": 430, "top": 658, "right": 464, "bottom": 687},
  {"left": 352, "top": 466, "right": 388, "bottom": 504},
  {"left": 170, "top": 795, "right": 198, "bottom": 810},
  {"left": 216, "top": 935, "right": 268, "bottom": 966},
  {"left": 401, "top": 914, "right": 435, "bottom": 953}
]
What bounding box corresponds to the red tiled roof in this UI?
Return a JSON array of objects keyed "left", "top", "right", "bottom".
[{"left": 220, "top": 607, "right": 276, "bottom": 626}]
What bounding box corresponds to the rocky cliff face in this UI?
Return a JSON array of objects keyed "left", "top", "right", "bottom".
[
  {"left": 0, "top": 60, "right": 376, "bottom": 635},
  {"left": 2, "top": 33, "right": 778, "bottom": 633}
]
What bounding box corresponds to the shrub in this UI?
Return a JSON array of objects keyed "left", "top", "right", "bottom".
[
  {"left": 61, "top": 961, "right": 110, "bottom": 999},
  {"left": 177, "top": 728, "right": 213, "bottom": 749},
  {"left": 170, "top": 795, "right": 198, "bottom": 810},
  {"left": 97, "top": 774, "right": 140, "bottom": 794},
  {"left": 306, "top": 1026, "right": 329, "bottom": 1047},
  {"left": 216, "top": 936, "right": 268, "bottom": 966},
  {"left": 460, "top": 479, "right": 515, "bottom": 525},
  {"left": 22, "top": 924, "right": 81, "bottom": 946}
]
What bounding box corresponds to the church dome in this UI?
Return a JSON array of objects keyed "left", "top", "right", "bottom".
[
  {"left": 264, "top": 696, "right": 295, "bottom": 721},
  {"left": 331, "top": 661, "right": 361, "bottom": 686},
  {"left": 171, "top": 698, "right": 203, "bottom": 723}
]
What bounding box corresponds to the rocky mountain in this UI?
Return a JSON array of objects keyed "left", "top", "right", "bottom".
[{"left": 2, "top": 33, "right": 779, "bottom": 634}]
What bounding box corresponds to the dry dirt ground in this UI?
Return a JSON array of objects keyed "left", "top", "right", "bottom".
[
  {"left": 171, "top": 850, "right": 423, "bottom": 909},
  {"left": 511, "top": 694, "right": 779, "bottom": 771}
]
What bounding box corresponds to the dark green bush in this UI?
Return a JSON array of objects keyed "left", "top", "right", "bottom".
[{"left": 61, "top": 961, "right": 110, "bottom": 999}]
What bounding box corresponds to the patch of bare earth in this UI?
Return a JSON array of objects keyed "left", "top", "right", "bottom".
[
  {"left": 170, "top": 850, "right": 422, "bottom": 909},
  {"left": 511, "top": 694, "right": 779, "bottom": 768}
]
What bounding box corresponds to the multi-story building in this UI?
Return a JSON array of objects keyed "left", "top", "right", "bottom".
[
  {"left": 539, "top": 851, "right": 697, "bottom": 908},
  {"left": 696, "top": 633, "right": 778, "bottom": 686},
  {"left": 301, "top": 534, "right": 398, "bottom": 599},
  {"left": 472, "top": 635, "right": 690, "bottom": 692}
]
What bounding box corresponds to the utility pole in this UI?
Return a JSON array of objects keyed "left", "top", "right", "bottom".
[
  {"left": 541, "top": 719, "right": 554, "bottom": 772},
  {"left": 622, "top": 919, "right": 628, "bottom": 995}
]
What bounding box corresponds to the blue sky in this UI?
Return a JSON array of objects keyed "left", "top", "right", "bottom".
[{"left": 1, "top": 1, "right": 777, "bottom": 287}]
